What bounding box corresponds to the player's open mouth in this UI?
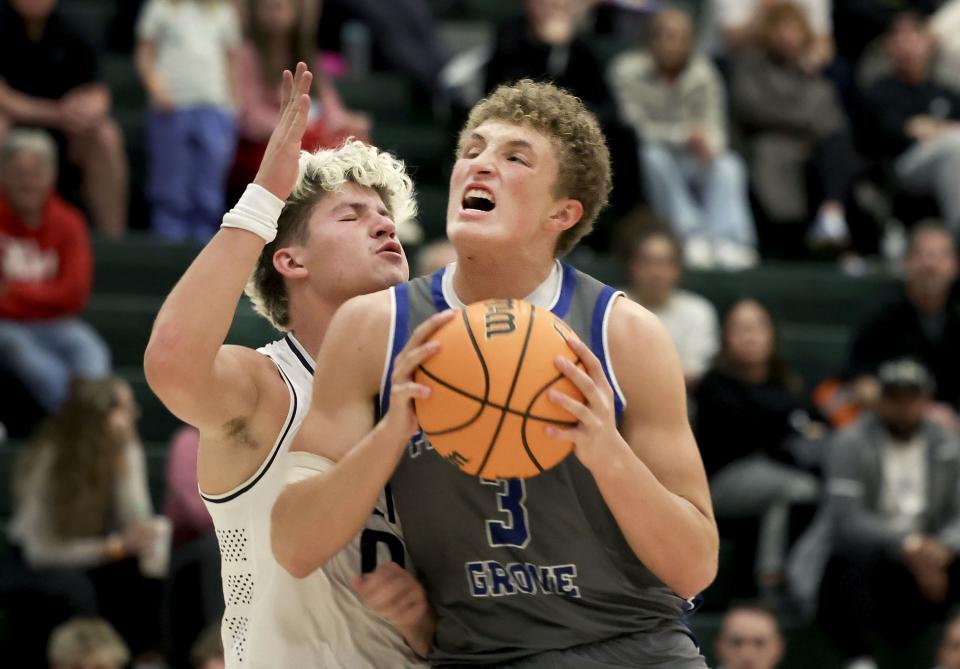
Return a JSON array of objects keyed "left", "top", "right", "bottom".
[{"left": 462, "top": 186, "right": 496, "bottom": 213}]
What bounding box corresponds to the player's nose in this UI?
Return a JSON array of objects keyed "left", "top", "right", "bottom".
[{"left": 372, "top": 213, "right": 397, "bottom": 239}]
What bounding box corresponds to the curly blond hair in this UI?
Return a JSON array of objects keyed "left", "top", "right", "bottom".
[
  {"left": 458, "top": 79, "right": 612, "bottom": 256},
  {"left": 246, "top": 140, "right": 417, "bottom": 331}
]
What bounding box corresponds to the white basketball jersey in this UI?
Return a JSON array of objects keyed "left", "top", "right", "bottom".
[{"left": 201, "top": 334, "right": 425, "bottom": 668}]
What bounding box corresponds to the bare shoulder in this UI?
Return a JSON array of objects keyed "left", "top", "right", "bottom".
[
  {"left": 607, "top": 294, "right": 672, "bottom": 353},
  {"left": 607, "top": 295, "right": 686, "bottom": 410},
  {"left": 317, "top": 288, "right": 396, "bottom": 394}
]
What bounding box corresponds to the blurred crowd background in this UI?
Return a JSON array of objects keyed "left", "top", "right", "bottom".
[{"left": 3, "top": 0, "right": 960, "bottom": 667}]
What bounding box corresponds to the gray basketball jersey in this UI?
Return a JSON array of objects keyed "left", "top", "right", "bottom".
[{"left": 380, "top": 264, "right": 701, "bottom": 665}]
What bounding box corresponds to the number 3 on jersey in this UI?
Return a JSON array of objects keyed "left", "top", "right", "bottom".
[{"left": 484, "top": 479, "right": 530, "bottom": 548}]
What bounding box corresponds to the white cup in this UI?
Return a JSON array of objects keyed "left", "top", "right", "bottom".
[{"left": 139, "top": 516, "right": 172, "bottom": 579}]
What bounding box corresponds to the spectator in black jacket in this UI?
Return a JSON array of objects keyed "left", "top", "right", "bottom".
[
  {"left": 695, "top": 298, "right": 823, "bottom": 595},
  {"left": 848, "top": 222, "right": 960, "bottom": 425},
  {"left": 0, "top": 0, "right": 128, "bottom": 237},
  {"left": 859, "top": 12, "right": 960, "bottom": 232}
]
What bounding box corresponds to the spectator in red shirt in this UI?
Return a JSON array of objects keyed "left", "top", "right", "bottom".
[
  {"left": 0, "top": 128, "right": 110, "bottom": 410},
  {"left": 0, "top": 0, "right": 128, "bottom": 238}
]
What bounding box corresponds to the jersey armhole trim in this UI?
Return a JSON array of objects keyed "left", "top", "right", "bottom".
[
  {"left": 603, "top": 291, "right": 628, "bottom": 412},
  {"left": 378, "top": 287, "right": 398, "bottom": 417},
  {"left": 200, "top": 360, "right": 298, "bottom": 504},
  {"left": 379, "top": 285, "right": 410, "bottom": 417}
]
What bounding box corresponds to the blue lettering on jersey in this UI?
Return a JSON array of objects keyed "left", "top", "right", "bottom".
[
  {"left": 407, "top": 430, "right": 434, "bottom": 458},
  {"left": 464, "top": 561, "right": 581, "bottom": 598},
  {"left": 466, "top": 562, "right": 488, "bottom": 596},
  {"left": 554, "top": 564, "right": 581, "bottom": 597},
  {"left": 489, "top": 561, "right": 516, "bottom": 596},
  {"left": 509, "top": 563, "right": 535, "bottom": 594},
  {"left": 483, "top": 479, "right": 530, "bottom": 548}
]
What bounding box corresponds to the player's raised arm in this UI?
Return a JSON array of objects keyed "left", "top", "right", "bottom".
[
  {"left": 144, "top": 63, "right": 311, "bottom": 430},
  {"left": 548, "top": 297, "right": 718, "bottom": 599},
  {"left": 271, "top": 299, "right": 453, "bottom": 578}
]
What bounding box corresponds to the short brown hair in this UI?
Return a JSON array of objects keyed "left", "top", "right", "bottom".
[
  {"left": 457, "top": 79, "right": 612, "bottom": 256},
  {"left": 246, "top": 140, "right": 416, "bottom": 331},
  {"left": 757, "top": 3, "right": 815, "bottom": 54},
  {"left": 48, "top": 618, "right": 130, "bottom": 668}
]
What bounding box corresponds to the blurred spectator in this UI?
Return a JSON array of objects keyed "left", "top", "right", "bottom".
[
  {"left": 486, "top": 0, "right": 610, "bottom": 116},
  {"left": 483, "top": 0, "right": 641, "bottom": 231},
  {"left": 162, "top": 425, "right": 223, "bottom": 669},
  {"left": 860, "top": 13, "right": 960, "bottom": 234},
  {"left": 625, "top": 226, "right": 719, "bottom": 387},
  {"left": 703, "top": 0, "right": 834, "bottom": 72},
  {"left": 48, "top": 617, "right": 130, "bottom": 669},
  {"left": 695, "top": 298, "right": 822, "bottom": 594},
  {"left": 191, "top": 624, "right": 225, "bottom": 669},
  {"left": 847, "top": 223, "right": 960, "bottom": 422},
  {"left": 164, "top": 425, "right": 212, "bottom": 546},
  {"left": 714, "top": 601, "right": 785, "bottom": 669},
  {"left": 6, "top": 377, "right": 165, "bottom": 663},
  {"left": 936, "top": 614, "right": 960, "bottom": 669},
  {"left": 0, "top": 0, "right": 128, "bottom": 238},
  {"left": 318, "top": 0, "right": 450, "bottom": 97},
  {"left": 731, "top": 3, "right": 861, "bottom": 255},
  {"left": 415, "top": 238, "right": 456, "bottom": 276},
  {"left": 818, "top": 359, "right": 960, "bottom": 667},
  {"left": 931, "top": 1, "right": 960, "bottom": 90},
  {"left": 0, "top": 129, "right": 110, "bottom": 412},
  {"left": 834, "top": 0, "right": 940, "bottom": 65},
  {"left": 610, "top": 8, "right": 756, "bottom": 269},
  {"left": 135, "top": 0, "right": 242, "bottom": 242},
  {"left": 230, "top": 0, "right": 370, "bottom": 188}
]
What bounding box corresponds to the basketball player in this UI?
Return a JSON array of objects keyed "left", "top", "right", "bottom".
[
  {"left": 272, "top": 80, "right": 718, "bottom": 666},
  {"left": 144, "top": 64, "right": 431, "bottom": 667}
]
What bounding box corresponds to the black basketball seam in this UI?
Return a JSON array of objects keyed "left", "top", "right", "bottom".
[
  {"left": 416, "top": 308, "right": 493, "bottom": 436},
  {"left": 519, "top": 357, "right": 584, "bottom": 472},
  {"left": 461, "top": 307, "right": 492, "bottom": 407},
  {"left": 416, "top": 365, "right": 577, "bottom": 429},
  {"left": 476, "top": 302, "right": 536, "bottom": 479}
]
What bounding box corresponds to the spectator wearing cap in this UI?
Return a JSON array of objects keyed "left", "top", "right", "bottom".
[
  {"left": 818, "top": 359, "right": 960, "bottom": 667},
  {"left": 847, "top": 222, "right": 960, "bottom": 427}
]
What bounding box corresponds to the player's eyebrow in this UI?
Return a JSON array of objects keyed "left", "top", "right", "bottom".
[
  {"left": 332, "top": 202, "right": 369, "bottom": 215},
  {"left": 503, "top": 139, "right": 534, "bottom": 152}
]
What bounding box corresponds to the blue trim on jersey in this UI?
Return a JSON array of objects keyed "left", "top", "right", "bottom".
[
  {"left": 201, "top": 365, "right": 298, "bottom": 504},
  {"left": 430, "top": 267, "right": 449, "bottom": 312},
  {"left": 591, "top": 285, "right": 624, "bottom": 423},
  {"left": 552, "top": 263, "right": 577, "bottom": 318},
  {"left": 380, "top": 284, "right": 411, "bottom": 416}
]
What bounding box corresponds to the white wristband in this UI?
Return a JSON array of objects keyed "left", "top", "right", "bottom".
[{"left": 220, "top": 183, "right": 286, "bottom": 243}]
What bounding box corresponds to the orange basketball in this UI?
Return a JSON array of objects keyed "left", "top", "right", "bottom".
[{"left": 413, "top": 299, "right": 585, "bottom": 479}]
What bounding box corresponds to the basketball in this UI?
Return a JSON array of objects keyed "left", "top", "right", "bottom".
[{"left": 413, "top": 298, "right": 585, "bottom": 479}]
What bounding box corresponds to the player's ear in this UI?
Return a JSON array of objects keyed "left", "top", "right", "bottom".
[
  {"left": 547, "top": 198, "right": 583, "bottom": 234},
  {"left": 273, "top": 246, "right": 309, "bottom": 280}
]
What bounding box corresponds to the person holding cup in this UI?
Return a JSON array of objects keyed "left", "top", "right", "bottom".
[{"left": 6, "top": 377, "right": 168, "bottom": 665}]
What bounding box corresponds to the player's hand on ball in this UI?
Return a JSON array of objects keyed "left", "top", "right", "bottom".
[
  {"left": 352, "top": 561, "right": 435, "bottom": 656},
  {"left": 545, "top": 336, "right": 624, "bottom": 472},
  {"left": 254, "top": 62, "right": 312, "bottom": 201},
  {"left": 383, "top": 310, "right": 456, "bottom": 440}
]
